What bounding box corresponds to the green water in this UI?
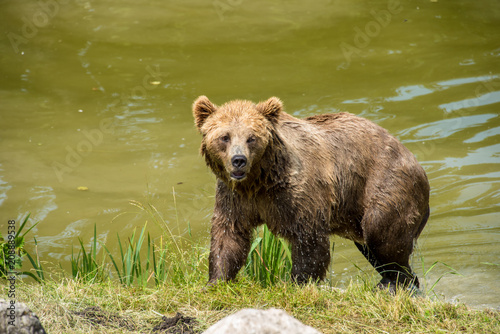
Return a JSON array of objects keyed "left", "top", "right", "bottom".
[{"left": 1, "top": 0, "right": 499, "bottom": 309}]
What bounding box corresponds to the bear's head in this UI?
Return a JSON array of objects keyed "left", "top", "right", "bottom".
[{"left": 192, "top": 96, "right": 283, "bottom": 184}]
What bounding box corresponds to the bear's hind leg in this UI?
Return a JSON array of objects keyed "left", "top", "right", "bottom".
[
  {"left": 355, "top": 241, "right": 418, "bottom": 291},
  {"left": 359, "top": 209, "right": 420, "bottom": 290},
  {"left": 354, "top": 242, "right": 381, "bottom": 273}
]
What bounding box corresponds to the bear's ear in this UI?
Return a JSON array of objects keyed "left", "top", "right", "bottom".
[
  {"left": 193, "top": 96, "right": 217, "bottom": 130},
  {"left": 256, "top": 97, "right": 283, "bottom": 122}
]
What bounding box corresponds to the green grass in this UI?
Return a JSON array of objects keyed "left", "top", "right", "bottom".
[
  {"left": 419, "top": 256, "right": 462, "bottom": 296},
  {"left": 24, "top": 236, "right": 45, "bottom": 283},
  {"left": 0, "top": 214, "right": 44, "bottom": 282},
  {"left": 65, "top": 197, "right": 207, "bottom": 287},
  {"left": 103, "top": 223, "right": 151, "bottom": 286},
  {"left": 245, "top": 224, "right": 292, "bottom": 286},
  {"left": 67, "top": 221, "right": 292, "bottom": 288},
  {"left": 71, "top": 224, "right": 107, "bottom": 283},
  {"left": 6, "top": 276, "right": 499, "bottom": 334},
  {"left": 67, "top": 222, "right": 206, "bottom": 287},
  {"left": 2, "top": 208, "right": 499, "bottom": 333}
]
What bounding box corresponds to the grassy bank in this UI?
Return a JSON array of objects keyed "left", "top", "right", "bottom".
[
  {"left": 6, "top": 277, "right": 499, "bottom": 333},
  {"left": 2, "top": 214, "right": 499, "bottom": 333}
]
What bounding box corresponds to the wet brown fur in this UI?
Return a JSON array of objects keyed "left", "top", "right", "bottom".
[{"left": 192, "top": 96, "right": 430, "bottom": 289}]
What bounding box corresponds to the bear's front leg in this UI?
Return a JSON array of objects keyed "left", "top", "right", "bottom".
[
  {"left": 208, "top": 212, "right": 252, "bottom": 285},
  {"left": 290, "top": 231, "right": 331, "bottom": 284}
]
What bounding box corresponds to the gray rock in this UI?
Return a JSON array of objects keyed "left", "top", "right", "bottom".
[
  {"left": 203, "top": 308, "right": 322, "bottom": 334},
  {"left": 0, "top": 300, "right": 46, "bottom": 334}
]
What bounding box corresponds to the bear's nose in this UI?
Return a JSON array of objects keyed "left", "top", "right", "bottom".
[{"left": 231, "top": 155, "right": 247, "bottom": 169}]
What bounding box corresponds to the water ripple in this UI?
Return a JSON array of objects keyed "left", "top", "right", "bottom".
[{"left": 398, "top": 114, "right": 497, "bottom": 142}]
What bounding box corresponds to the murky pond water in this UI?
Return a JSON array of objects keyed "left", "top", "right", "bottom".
[{"left": 1, "top": 0, "right": 499, "bottom": 309}]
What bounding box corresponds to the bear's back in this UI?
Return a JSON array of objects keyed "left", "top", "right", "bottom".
[
  {"left": 274, "top": 111, "right": 425, "bottom": 197},
  {"left": 278, "top": 111, "right": 395, "bottom": 158}
]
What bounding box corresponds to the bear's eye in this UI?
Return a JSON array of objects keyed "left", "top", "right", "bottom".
[
  {"left": 220, "top": 135, "right": 230, "bottom": 143},
  {"left": 247, "top": 136, "right": 256, "bottom": 144}
]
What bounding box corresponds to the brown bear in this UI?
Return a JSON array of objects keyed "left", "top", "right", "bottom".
[{"left": 192, "top": 96, "right": 430, "bottom": 290}]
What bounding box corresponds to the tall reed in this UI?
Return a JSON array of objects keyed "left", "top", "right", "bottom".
[{"left": 244, "top": 224, "right": 292, "bottom": 287}]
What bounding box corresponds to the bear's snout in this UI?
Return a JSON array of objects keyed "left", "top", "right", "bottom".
[
  {"left": 230, "top": 155, "right": 248, "bottom": 181},
  {"left": 231, "top": 155, "right": 247, "bottom": 169}
]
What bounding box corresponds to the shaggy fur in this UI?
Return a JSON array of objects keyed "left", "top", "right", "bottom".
[{"left": 192, "top": 96, "right": 430, "bottom": 289}]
